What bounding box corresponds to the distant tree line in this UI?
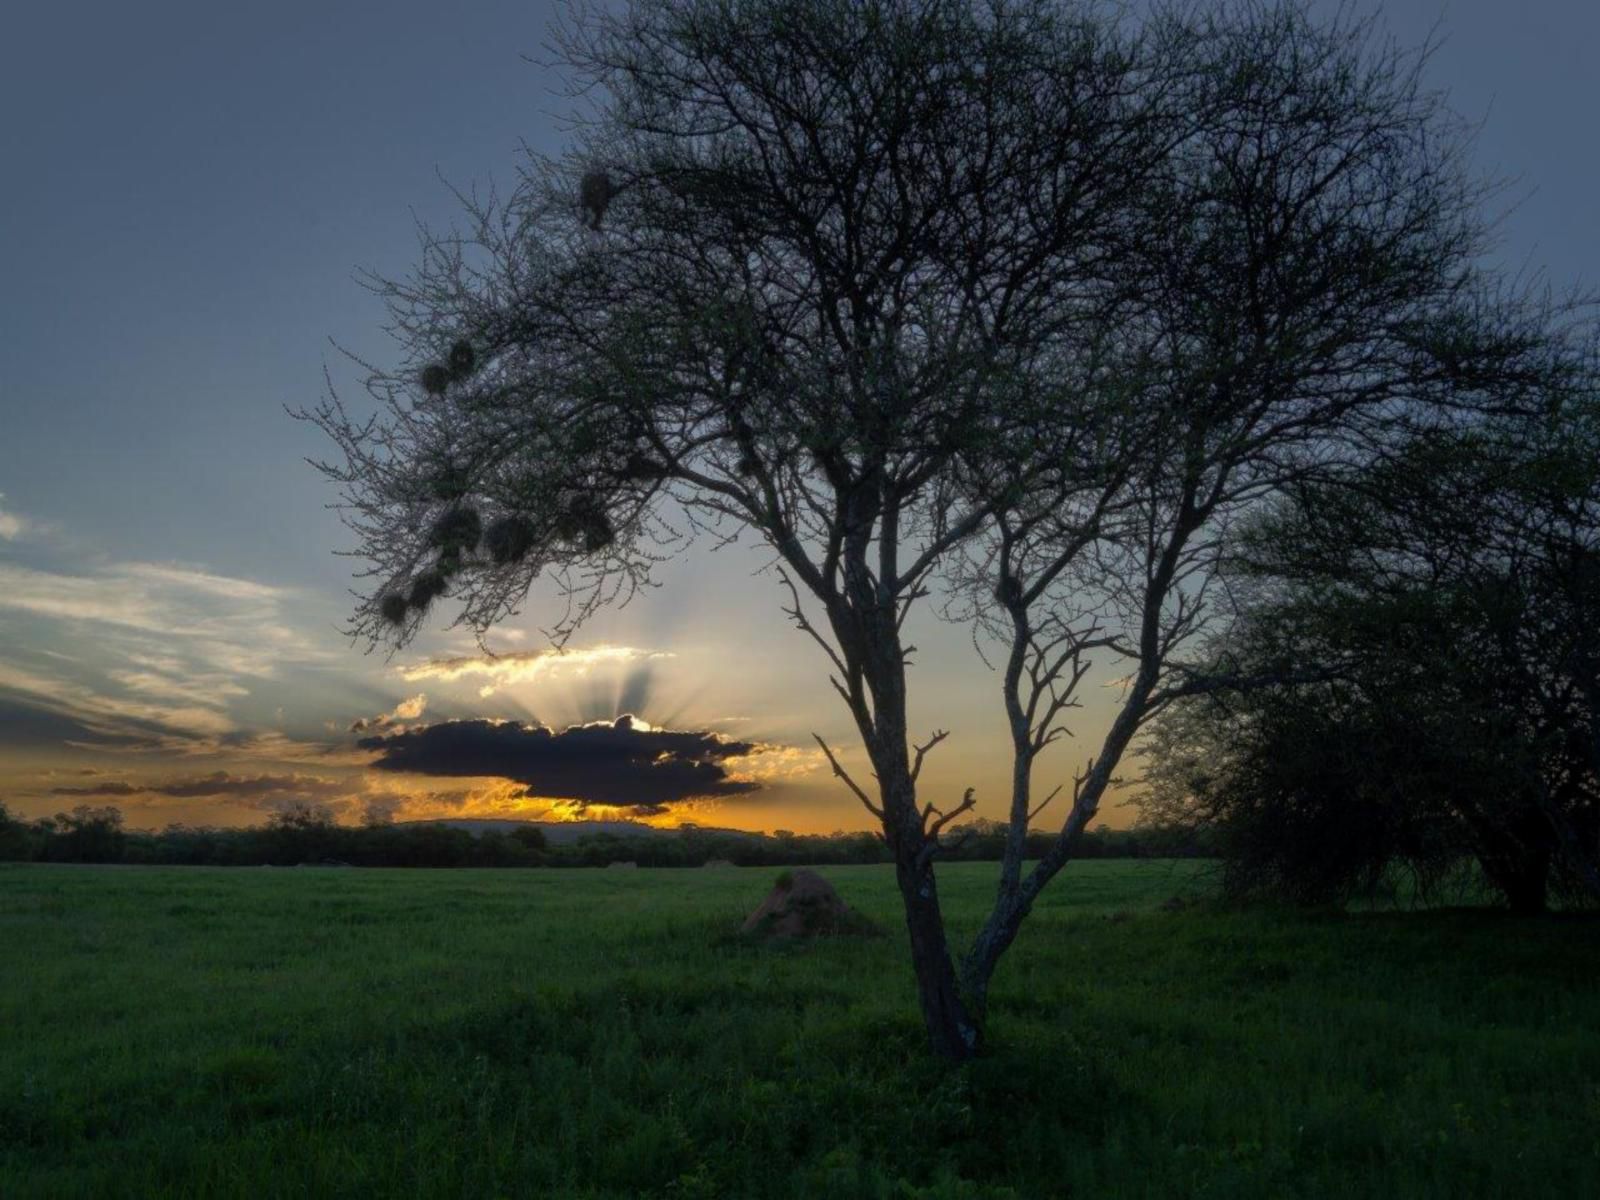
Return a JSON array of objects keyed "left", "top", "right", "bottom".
[{"left": 0, "top": 800, "right": 1204, "bottom": 869}]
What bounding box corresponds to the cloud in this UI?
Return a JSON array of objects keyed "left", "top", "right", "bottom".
[
  {"left": 358, "top": 793, "right": 406, "bottom": 825},
  {"left": 392, "top": 694, "right": 428, "bottom": 720},
  {"left": 49, "top": 780, "right": 141, "bottom": 797},
  {"left": 349, "top": 693, "right": 428, "bottom": 733},
  {"left": 0, "top": 558, "right": 332, "bottom": 747},
  {"left": 399, "top": 645, "right": 668, "bottom": 698},
  {"left": 50, "top": 771, "right": 348, "bottom": 802},
  {"left": 735, "top": 743, "right": 828, "bottom": 781},
  {"left": 107, "top": 669, "right": 250, "bottom": 707},
  {"left": 159, "top": 772, "right": 346, "bottom": 800},
  {"left": 0, "top": 561, "right": 284, "bottom": 642},
  {"left": 0, "top": 495, "right": 24, "bottom": 541},
  {"left": 0, "top": 695, "right": 146, "bottom": 749},
  {"left": 358, "top": 715, "right": 762, "bottom": 814},
  {"left": 0, "top": 660, "right": 238, "bottom": 745}
]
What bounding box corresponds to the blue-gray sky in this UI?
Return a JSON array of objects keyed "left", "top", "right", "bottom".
[{"left": 2, "top": 1, "right": 1597, "bottom": 830}]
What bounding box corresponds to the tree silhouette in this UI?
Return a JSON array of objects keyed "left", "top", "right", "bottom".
[{"left": 303, "top": 0, "right": 1569, "bottom": 1056}]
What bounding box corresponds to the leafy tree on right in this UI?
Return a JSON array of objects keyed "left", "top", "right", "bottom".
[{"left": 1141, "top": 391, "right": 1600, "bottom": 914}]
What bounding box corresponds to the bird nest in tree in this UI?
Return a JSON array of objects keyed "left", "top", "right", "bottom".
[
  {"left": 430, "top": 506, "right": 482, "bottom": 553},
  {"left": 435, "top": 548, "right": 465, "bottom": 578},
  {"left": 420, "top": 364, "right": 452, "bottom": 396},
  {"left": 408, "top": 570, "right": 448, "bottom": 611},
  {"left": 379, "top": 593, "right": 410, "bottom": 626},
  {"left": 554, "top": 498, "right": 615, "bottom": 552},
  {"left": 428, "top": 463, "right": 469, "bottom": 502},
  {"left": 484, "top": 514, "right": 538, "bottom": 565},
  {"left": 580, "top": 169, "right": 615, "bottom": 230}
]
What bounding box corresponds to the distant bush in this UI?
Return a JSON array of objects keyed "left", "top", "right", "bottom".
[
  {"left": 37, "top": 805, "right": 127, "bottom": 863},
  {"left": 0, "top": 801, "right": 33, "bottom": 862}
]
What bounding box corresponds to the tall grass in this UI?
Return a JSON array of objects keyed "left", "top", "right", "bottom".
[{"left": 2, "top": 861, "right": 1596, "bottom": 1197}]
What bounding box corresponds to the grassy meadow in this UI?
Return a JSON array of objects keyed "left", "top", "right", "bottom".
[{"left": 2, "top": 859, "right": 1597, "bottom": 1198}]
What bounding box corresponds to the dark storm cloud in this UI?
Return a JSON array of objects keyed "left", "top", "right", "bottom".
[
  {"left": 50, "top": 771, "right": 346, "bottom": 800},
  {"left": 357, "top": 716, "right": 761, "bottom": 813}
]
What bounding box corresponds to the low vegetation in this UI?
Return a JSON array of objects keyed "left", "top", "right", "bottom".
[
  {"left": 3, "top": 861, "right": 1596, "bottom": 1198},
  {"left": 0, "top": 802, "right": 1206, "bottom": 869}
]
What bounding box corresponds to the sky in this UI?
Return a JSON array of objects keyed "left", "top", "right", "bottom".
[{"left": 2, "top": 1, "right": 1598, "bottom": 834}]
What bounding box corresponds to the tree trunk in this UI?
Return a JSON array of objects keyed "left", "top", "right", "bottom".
[
  {"left": 1496, "top": 859, "right": 1550, "bottom": 916},
  {"left": 961, "top": 894, "right": 1026, "bottom": 1026},
  {"left": 1476, "top": 814, "right": 1552, "bottom": 916},
  {"left": 1538, "top": 790, "right": 1600, "bottom": 905},
  {"left": 895, "top": 855, "right": 983, "bottom": 1060}
]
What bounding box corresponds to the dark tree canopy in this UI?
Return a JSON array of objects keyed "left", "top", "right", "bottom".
[{"left": 1142, "top": 393, "right": 1600, "bottom": 913}]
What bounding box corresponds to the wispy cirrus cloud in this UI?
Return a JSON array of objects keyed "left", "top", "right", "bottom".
[
  {"left": 0, "top": 660, "right": 238, "bottom": 744},
  {"left": 0, "top": 561, "right": 321, "bottom": 673},
  {"left": 0, "top": 557, "right": 331, "bottom": 748}
]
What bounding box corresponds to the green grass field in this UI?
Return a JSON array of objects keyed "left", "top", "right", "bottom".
[{"left": 2, "top": 860, "right": 1597, "bottom": 1198}]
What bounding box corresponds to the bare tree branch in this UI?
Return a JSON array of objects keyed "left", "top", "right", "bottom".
[
  {"left": 812, "top": 734, "right": 883, "bottom": 822},
  {"left": 910, "top": 729, "right": 949, "bottom": 784}
]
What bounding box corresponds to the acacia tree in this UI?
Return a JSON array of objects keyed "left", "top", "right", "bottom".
[
  {"left": 306, "top": 0, "right": 1193, "bottom": 1058},
  {"left": 305, "top": 0, "right": 1539, "bottom": 1057}
]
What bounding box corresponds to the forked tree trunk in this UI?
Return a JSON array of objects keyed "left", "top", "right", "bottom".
[
  {"left": 869, "top": 746, "right": 983, "bottom": 1060},
  {"left": 1538, "top": 788, "right": 1600, "bottom": 905},
  {"left": 895, "top": 854, "right": 983, "bottom": 1060},
  {"left": 1470, "top": 806, "right": 1554, "bottom": 915},
  {"left": 1496, "top": 862, "right": 1550, "bottom": 916},
  {"left": 832, "top": 515, "right": 985, "bottom": 1059},
  {"left": 961, "top": 894, "right": 1027, "bottom": 1026},
  {"left": 1486, "top": 849, "right": 1551, "bottom": 916}
]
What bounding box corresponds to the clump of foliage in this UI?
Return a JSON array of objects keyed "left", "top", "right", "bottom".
[
  {"left": 0, "top": 801, "right": 33, "bottom": 861},
  {"left": 578, "top": 168, "right": 616, "bottom": 229},
  {"left": 1143, "top": 408, "right": 1600, "bottom": 914},
  {"left": 378, "top": 592, "right": 410, "bottom": 625},
  {"left": 483, "top": 514, "right": 537, "bottom": 565},
  {"left": 419, "top": 363, "right": 451, "bottom": 396}
]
